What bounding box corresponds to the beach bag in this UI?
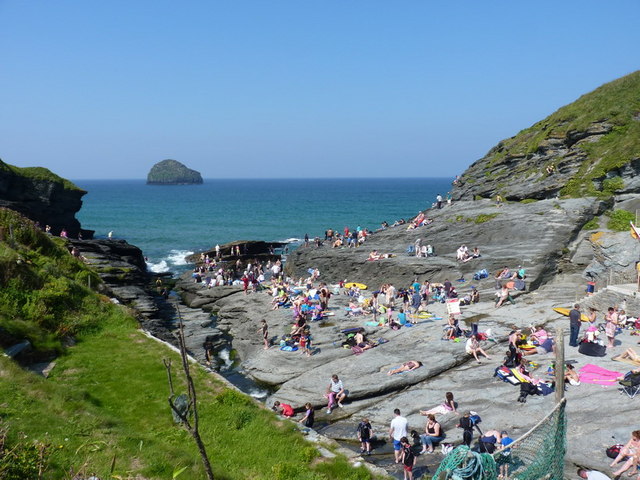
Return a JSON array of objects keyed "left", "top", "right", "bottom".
[
  {"left": 473, "top": 269, "right": 489, "bottom": 281},
  {"left": 606, "top": 444, "right": 624, "bottom": 459},
  {"left": 578, "top": 341, "right": 607, "bottom": 357},
  {"left": 537, "top": 382, "right": 554, "bottom": 396}
]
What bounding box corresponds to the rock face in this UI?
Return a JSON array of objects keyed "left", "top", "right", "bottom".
[
  {"left": 285, "top": 198, "right": 607, "bottom": 296},
  {"left": 0, "top": 159, "right": 89, "bottom": 237},
  {"left": 146, "top": 159, "right": 203, "bottom": 185},
  {"left": 452, "top": 70, "right": 640, "bottom": 201}
]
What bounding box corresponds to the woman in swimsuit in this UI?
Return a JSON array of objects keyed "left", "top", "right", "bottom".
[
  {"left": 420, "top": 391, "right": 456, "bottom": 416},
  {"left": 387, "top": 360, "right": 422, "bottom": 375},
  {"left": 611, "top": 430, "right": 640, "bottom": 476}
]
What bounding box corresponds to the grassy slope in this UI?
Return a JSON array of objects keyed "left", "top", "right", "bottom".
[
  {"left": 0, "top": 209, "right": 377, "bottom": 479},
  {"left": 1, "top": 317, "right": 374, "bottom": 479},
  {"left": 0, "top": 159, "right": 83, "bottom": 192},
  {"left": 488, "top": 70, "right": 640, "bottom": 196}
]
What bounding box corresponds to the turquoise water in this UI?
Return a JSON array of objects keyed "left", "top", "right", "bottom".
[{"left": 75, "top": 178, "right": 452, "bottom": 272}]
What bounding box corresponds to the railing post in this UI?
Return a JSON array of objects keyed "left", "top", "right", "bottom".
[{"left": 555, "top": 328, "right": 565, "bottom": 404}]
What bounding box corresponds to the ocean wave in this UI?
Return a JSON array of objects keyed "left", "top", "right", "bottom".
[
  {"left": 281, "top": 238, "right": 302, "bottom": 243},
  {"left": 147, "top": 260, "right": 169, "bottom": 273},
  {"left": 167, "top": 249, "right": 193, "bottom": 266}
]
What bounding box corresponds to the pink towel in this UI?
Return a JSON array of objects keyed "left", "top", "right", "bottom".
[{"left": 578, "top": 363, "right": 622, "bottom": 385}]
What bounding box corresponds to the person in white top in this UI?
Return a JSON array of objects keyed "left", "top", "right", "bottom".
[
  {"left": 577, "top": 468, "right": 612, "bottom": 480},
  {"left": 389, "top": 408, "right": 409, "bottom": 464}
]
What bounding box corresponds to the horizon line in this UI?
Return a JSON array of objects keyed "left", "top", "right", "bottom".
[{"left": 72, "top": 176, "right": 455, "bottom": 181}]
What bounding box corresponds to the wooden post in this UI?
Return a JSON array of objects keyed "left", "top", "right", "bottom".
[{"left": 555, "top": 327, "right": 565, "bottom": 404}]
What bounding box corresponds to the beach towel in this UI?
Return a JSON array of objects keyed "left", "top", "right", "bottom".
[{"left": 578, "top": 364, "right": 622, "bottom": 385}]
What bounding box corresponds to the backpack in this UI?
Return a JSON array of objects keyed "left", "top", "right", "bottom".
[
  {"left": 469, "top": 414, "right": 482, "bottom": 426},
  {"left": 473, "top": 269, "right": 489, "bottom": 281},
  {"left": 606, "top": 444, "right": 624, "bottom": 459}
]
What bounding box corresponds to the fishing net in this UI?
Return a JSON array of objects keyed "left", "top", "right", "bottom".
[{"left": 434, "top": 398, "right": 567, "bottom": 480}]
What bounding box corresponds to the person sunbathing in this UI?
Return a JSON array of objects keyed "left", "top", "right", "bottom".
[
  {"left": 368, "top": 250, "right": 382, "bottom": 261},
  {"left": 387, "top": 360, "right": 422, "bottom": 375},
  {"left": 354, "top": 330, "right": 374, "bottom": 351},
  {"left": 619, "top": 348, "right": 640, "bottom": 363},
  {"left": 347, "top": 302, "right": 364, "bottom": 316}
]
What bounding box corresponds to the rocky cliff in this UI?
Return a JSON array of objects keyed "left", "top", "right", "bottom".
[
  {"left": 452, "top": 70, "right": 640, "bottom": 201},
  {"left": 146, "top": 159, "right": 203, "bottom": 185},
  {"left": 0, "top": 159, "right": 89, "bottom": 237}
]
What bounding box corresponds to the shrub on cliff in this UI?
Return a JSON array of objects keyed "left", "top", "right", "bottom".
[
  {"left": 0, "top": 208, "right": 102, "bottom": 353},
  {"left": 606, "top": 209, "right": 635, "bottom": 232}
]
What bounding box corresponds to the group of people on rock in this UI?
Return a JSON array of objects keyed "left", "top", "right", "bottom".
[{"left": 455, "top": 245, "right": 481, "bottom": 263}]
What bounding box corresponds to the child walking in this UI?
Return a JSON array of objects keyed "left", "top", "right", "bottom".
[{"left": 357, "top": 418, "right": 373, "bottom": 455}]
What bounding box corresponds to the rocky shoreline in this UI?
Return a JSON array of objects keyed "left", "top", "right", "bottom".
[{"left": 68, "top": 194, "right": 640, "bottom": 479}]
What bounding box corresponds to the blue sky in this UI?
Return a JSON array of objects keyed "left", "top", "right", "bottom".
[{"left": 1, "top": 1, "right": 639, "bottom": 180}]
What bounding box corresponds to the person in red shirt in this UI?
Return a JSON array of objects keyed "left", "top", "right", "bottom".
[{"left": 272, "top": 401, "right": 294, "bottom": 417}]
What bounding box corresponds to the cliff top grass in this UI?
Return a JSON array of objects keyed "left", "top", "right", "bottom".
[
  {"left": 485, "top": 70, "right": 640, "bottom": 197},
  {"left": 0, "top": 209, "right": 378, "bottom": 479},
  {"left": 0, "top": 159, "right": 84, "bottom": 192}
]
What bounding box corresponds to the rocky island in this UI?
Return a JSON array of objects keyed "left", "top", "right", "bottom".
[{"left": 146, "top": 159, "right": 203, "bottom": 185}]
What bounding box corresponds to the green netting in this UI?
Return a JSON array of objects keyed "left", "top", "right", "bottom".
[
  {"left": 433, "top": 446, "right": 497, "bottom": 479},
  {"left": 433, "top": 399, "right": 567, "bottom": 480}
]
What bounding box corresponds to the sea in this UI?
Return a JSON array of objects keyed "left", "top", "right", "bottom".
[{"left": 75, "top": 178, "right": 453, "bottom": 274}]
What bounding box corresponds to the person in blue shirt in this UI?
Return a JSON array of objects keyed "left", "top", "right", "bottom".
[{"left": 497, "top": 430, "right": 514, "bottom": 479}]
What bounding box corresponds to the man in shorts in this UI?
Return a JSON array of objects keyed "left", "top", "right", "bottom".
[{"left": 389, "top": 408, "right": 408, "bottom": 463}]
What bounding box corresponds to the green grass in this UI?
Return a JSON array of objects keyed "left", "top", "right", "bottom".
[
  {"left": 0, "top": 159, "right": 83, "bottom": 191},
  {"left": 462, "top": 71, "right": 640, "bottom": 198},
  {"left": 0, "top": 208, "right": 379, "bottom": 479},
  {"left": 582, "top": 218, "right": 600, "bottom": 230},
  {"left": 606, "top": 209, "right": 635, "bottom": 232},
  {"left": 474, "top": 213, "right": 499, "bottom": 224},
  {"left": 0, "top": 314, "right": 378, "bottom": 479}
]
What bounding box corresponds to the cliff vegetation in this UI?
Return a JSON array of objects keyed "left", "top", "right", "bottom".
[
  {"left": 453, "top": 70, "right": 640, "bottom": 201},
  {"left": 0, "top": 209, "right": 375, "bottom": 479}
]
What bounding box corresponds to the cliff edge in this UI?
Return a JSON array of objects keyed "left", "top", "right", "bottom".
[{"left": 0, "top": 159, "right": 88, "bottom": 237}]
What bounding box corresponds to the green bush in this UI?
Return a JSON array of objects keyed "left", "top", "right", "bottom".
[
  {"left": 603, "top": 176, "right": 625, "bottom": 194},
  {"left": 582, "top": 218, "right": 600, "bottom": 230},
  {"left": 606, "top": 209, "right": 635, "bottom": 231},
  {"left": 474, "top": 213, "right": 499, "bottom": 224},
  {"left": 0, "top": 435, "right": 49, "bottom": 480},
  {"left": 520, "top": 199, "right": 538, "bottom": 204}
]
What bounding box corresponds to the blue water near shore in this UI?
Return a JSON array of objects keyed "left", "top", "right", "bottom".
[{"left": 75, "top": 178, "right": 453, "bottom": 273}]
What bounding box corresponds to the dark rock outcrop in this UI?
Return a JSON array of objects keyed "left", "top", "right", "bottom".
[
  {"left": 0, "top": 159, "right": 89, "bottom": 237},
  {"left": 146, "top": 159, "right": 203, "bottom": 185}
]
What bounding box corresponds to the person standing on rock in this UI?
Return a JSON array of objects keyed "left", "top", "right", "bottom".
[
  {"left": 569, "top": 304, "right": 582, "bottom": 347},
  {"left": 215, "top": 244, "right": 220, "bottom": 259},
  {"left": 258, "top": 319, "right": 269, "bottom": 350},
  {"left": 389, "top": 408, "right": 408, "bottom": 464},
  {"left": 436, "top": 194, "right": 443, "bottom": 209},
  {"left": 357, "top": 418, "right": 373, "bottom": 455}
]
